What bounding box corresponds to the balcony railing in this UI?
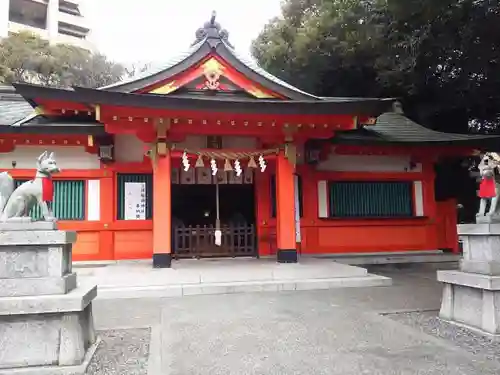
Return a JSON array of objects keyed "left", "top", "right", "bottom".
[
  {"left": 58, "top": 11, "right": 89, "bottom": 32},
  {"left": 8, "top": 21, "right": 49, "bottom": 36}
]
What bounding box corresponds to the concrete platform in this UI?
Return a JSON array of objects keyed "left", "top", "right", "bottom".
[
  {"left": 74, "top": 258, "right": 392, "bottom": 299},
  {"left": 314, "top": 250, "right": 461, "bottom": 265}
]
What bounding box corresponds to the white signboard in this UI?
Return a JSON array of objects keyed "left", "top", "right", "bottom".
[{"left": 124, "top": 182, "right": 147, "bottom": 220}]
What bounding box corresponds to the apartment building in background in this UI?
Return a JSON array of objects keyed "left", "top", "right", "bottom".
[{"left": 0, "top": 0, "right": 93, "bottom": 50}]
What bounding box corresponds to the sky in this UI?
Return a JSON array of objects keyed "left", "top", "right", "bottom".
[{"left": 81, "top": 0, "right": 283, "bottom": 65}]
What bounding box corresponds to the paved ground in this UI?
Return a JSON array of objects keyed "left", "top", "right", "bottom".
[
  {"left": 387, "top": 311, "right": 500, "bottom": 362},
  {"left": 86, "top": 329, "right": 150, "bottom": 375},
  {"left": 87, "top": 263, "right": 500, "bottom": 375}
]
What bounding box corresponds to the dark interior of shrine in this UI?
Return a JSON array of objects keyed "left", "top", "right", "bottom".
[{"left": 171, "top": 183, "right": 256, "bottom": 227}]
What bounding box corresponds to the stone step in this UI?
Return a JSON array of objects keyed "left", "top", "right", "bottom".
[
  {"left": 91, "top": 274, "right": 392, "bottom": 300},
  {"left": 73, "top": 252, "right": 462, "bottom": 269},
  {"left": 312, "top": 252, "right": 461, "bottom": 266}
]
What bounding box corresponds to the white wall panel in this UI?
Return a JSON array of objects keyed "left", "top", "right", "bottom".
[
  {"left": 318, "top": 181, "right": 329, "bottom": 218},
  {"left": 317, "top": 154, "right": 422, "bottom": 173},
  {"left": 86, "top": 179, "right": 100, "bottom": 221},
  {"left": 0, "top": 146, "right": 100, "bottom": 169}
]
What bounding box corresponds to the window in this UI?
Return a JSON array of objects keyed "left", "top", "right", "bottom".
[
  {"left": 9, "top": 0, "right": 48, "bottom": 29},
  {"left": 117, "top": 173, "right": 153, "bottom": 220},
  {"left": 329, "top": 181, "right": 413, "bottom": 218},
  {"left": 14, "top": 180, "right": 85, "bottom": 220},
  {"left": 270, "top": 174, "right": 303, "bottom": 218}
]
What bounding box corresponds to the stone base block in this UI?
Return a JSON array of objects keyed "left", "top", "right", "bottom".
[
  {"left": 0, "top": 230, "right": 76, "bottom": 246},
  {"left": 438, "top": 270, "right": 500, "bottom": 336},
  {"left": 277, "top": 249, "right": 298, "bottom": 263},
  {"left": 475, "top": 215, "right": 500, "bottom": 224},
  {"left": 0, "top": 273, "right": 77, "bottom": 297},
  {"left": 460, "top": 260, "right": 500, "bottom": 276},
  {"left": 153, "top": 253, "right": 172, "bottom": 268},
  {"left": 1, "top": 235, "right": 74, "bottom": 301},
  {"left": 438, "top": 270, "right": 500, "bottom": 290},
  {"left": 0, "top": 221, "right": 57, "bottom": 231},
  {"left": 0, "top": 285, "right": 98, "bottom": 372},
  {"left": 0, "top": 337, "right": 101, "bottom": 375},
  {"left": 458, "top": 226, "right": 500, "bottom": 263},
  {"left": 458, "top": 223, "right": 500, "bottom": 236},
  {"left": 0, "top": 216, "right": 38, "bottom": 224},
  {"left": 1, "top": 244, "right": 72, "bottom": 278}
]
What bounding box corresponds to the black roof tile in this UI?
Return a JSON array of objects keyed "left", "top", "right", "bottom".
[
  {"left": 0, "top": 86, "right": 34, "bottom": 125},
  {"left": 334, "top": 112, "right": 500, "bottom": 146},
  {"left": 99, "top": 13, "right": 323, "bottom": 100}
]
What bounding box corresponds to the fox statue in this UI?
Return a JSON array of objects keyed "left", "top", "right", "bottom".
[
  {"left": 476, "top": 152, "right": 500, "bottom": 219},
  {"left": 0, "top": 151, "right": 61, "bottom": 222}
]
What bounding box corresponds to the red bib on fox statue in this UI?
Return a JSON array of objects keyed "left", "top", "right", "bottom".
[
  {"left": 479, "top": 176, "right": 497, "bottom": 199},
  {"left": 42, "top": 177, "right": 54, "bottom": 202}
]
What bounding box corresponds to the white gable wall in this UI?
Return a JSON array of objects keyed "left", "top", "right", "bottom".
[
  {"left": 317, "top": 154, "right": 422, "bottom": 173},
  {"left": 114, "top": 134, "right": 147, "bottom": 163},
  {"left": 175, "top": 136, "right": 258, "bottom": 149},
  {"left": 0, "top": 146, "right": 100, "bottom": 169}
]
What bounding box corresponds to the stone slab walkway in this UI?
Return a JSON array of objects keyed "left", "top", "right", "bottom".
[
  {"left": 75, "top": 258, "right": 391, "bottom": 299},
  {"left": 154, "top": 293, "right": 500, "bottom": 375},
  {"left": 84, "top": 263, "right": 500, "bottom": 374}
]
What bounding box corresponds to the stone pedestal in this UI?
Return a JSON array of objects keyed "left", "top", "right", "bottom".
[
  {"left": 438, "top": 223, "right": 500, "bottom": 337},
  {"left": 0, "top": 223, "right": 99, "bottom": 375}
]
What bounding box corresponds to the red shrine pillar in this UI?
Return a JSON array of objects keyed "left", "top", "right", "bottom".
[
  {"left": 152, "top": 149, "right": 172, "bottom": 268},
  {"left": 275, "top": 150, "right": 298, "bottom": 263}
]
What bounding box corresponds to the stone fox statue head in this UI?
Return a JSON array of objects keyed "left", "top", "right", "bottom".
[
  {"left": 37, "top": 151, "right": 60, "bottom": 175},
  {"left": 0, "top": 151, "right": 61, "bottom": 222},
  {"left": 479, "top": 153, "right": 500, "bottom": 182}
]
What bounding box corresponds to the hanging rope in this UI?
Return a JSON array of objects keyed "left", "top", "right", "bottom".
[{"left": 174, "top": 147, "right": 280, "bottom": 161}]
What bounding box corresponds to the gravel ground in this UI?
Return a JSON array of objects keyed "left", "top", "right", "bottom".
[
  {"left": 385, "top": 310, "right": 500, "bottom": 362},
  {"left": 86, "top": 328, "right": 151, "bottom": 375}
]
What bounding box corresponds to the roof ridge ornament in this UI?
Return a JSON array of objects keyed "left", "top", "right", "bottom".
[
  {"left": 193, "top": 10, "right": 233, "bottom": 48},
  {"left": 392, "top": 101, "right": 404, "bottom": 114}
]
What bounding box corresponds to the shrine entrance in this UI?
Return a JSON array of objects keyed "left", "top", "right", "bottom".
[{"left": 171, "top": 179, "right": 257, "bottom": 258}]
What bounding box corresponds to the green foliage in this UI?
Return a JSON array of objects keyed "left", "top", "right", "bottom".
[
  {"left": 0, "top": 31, "right": 124, "bottom": 88},
  {"left": 252, "top": 0, "right": 500, "bottom": 133}
]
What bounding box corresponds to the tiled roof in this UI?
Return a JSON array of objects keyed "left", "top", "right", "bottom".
[
  {"left": 221, "top": 40, "right": 319, "bottom": 100},
  {"left": 3, "top": 83, "right": 498, "bottom": 145},
  {"left": 97, "top": 17, "right": 321, "bottom": 100},
  {"left": 99, "top": 39, "right": 207, "bottom": 91},
  {"left": 0, "top": 86, "right": 34, "bottom": 126},
  {"left": 373, "top": 113, "right": 497, "bottom": 142},
  {"left": 334, "top": 112, "right": 500, "bottom": 145}
]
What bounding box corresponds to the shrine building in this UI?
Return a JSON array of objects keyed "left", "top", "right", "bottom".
[{"left": 1, "top": 15, "right": 498, "bottom": 268}]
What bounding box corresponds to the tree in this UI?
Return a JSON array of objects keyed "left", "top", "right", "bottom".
[
  {"left": 252, "top": 0, "right": 385, "bottom": 96},
  {"left": 252, "top": 0, "right": 500, "bottom": 134},
  {"left": 376, "top": 0, "right": 500, "bottom": 133},
  {"left": 0, "top": 31, "right": 52, "bottom": 83},
  {"left": 0, "top": 31, "right": 124, "bottom": 88}
]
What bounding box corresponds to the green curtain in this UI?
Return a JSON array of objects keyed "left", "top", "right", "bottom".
[
  {"left": 14, "top": 180, "right": 85, "bottom": 220},
  {"left": 329, "top": 181, "right": 413, "bottom": 218}
]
